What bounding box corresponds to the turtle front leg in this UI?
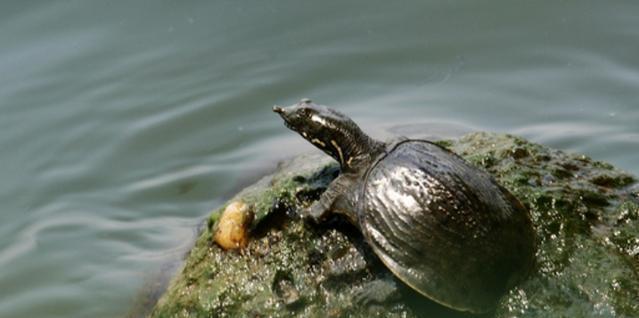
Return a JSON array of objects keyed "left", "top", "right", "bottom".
[
  {"left": 306, "top": 200, "right": 330, "bottom": 222},
  {"left": 304, "top": 173, "right": 358, "bottom": 224}
]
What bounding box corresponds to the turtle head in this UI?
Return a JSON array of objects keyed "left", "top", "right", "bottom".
[{"left": 273, "top": 99, "right": 382, "bottom": 170}]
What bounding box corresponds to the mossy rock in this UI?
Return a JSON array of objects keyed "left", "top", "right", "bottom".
[{"left": 150, "top": 132, "right": 638, "bottom": 317}]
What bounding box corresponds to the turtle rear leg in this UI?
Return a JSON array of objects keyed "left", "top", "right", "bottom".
[{"left": 353, "top": 274, "right": 401, "bottom": 306}]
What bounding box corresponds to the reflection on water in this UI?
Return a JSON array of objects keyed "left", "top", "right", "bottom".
[{"left": 0, "top": 1, "right": 637, "bottom": 317}]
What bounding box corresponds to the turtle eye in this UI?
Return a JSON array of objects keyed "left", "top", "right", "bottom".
[{"left": 300, "top": 107, "right": 315, "bottom": 117}]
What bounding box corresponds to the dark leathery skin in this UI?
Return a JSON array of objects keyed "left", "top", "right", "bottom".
[{"left": 359, "top": 140, "right": 535, "bottom": 313}]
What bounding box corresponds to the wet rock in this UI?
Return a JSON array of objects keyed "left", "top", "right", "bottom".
[
  {"left": 590, "top": 173, "right": 635, "bottom": 188},
  {"left": 272, "top": 270, "right": 303, "bottom": 308},
  {"left": 150, "top": 132, "right": 638, "bottom": 318}
]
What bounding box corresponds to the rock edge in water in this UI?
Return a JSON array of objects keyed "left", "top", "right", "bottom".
[{"left": 150, "top": 132, "right": 639, "bottom": 318}]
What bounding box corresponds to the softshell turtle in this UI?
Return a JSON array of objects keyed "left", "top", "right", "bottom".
[{"left": 273, "top": 99, "right": 535, "bottom": 313}]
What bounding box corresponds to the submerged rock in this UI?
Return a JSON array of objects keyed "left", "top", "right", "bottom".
[{"left": 150, "top": 132, "right": 638, "bottom": 318}]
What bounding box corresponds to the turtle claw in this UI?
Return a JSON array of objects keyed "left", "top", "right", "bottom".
[
  {"left": 302, "top": 201, "right": 328, "bottom": 223},
  {"left": 353, "top": 278, "right": 401, "bottom": 307}
]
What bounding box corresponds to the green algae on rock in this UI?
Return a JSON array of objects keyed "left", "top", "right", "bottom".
[{"left": 151, "top": 132, "right": 638, "bottom": 318}]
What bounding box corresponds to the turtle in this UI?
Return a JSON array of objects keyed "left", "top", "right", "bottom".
[{"left": 272, "top": 99, "right": 536, "bottom": 313}]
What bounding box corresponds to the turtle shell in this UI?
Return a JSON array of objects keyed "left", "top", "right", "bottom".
[{"left": 358, "top": 140, "right": 535, "bottom": 313}]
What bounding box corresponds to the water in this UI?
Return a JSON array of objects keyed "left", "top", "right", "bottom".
[{"left": 0, "top": 1, "right": 637, "bottom": 317}]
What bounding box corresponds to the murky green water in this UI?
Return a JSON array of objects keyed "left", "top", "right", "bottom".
[{"left": 1, "top": 1, "right": 637, "bottom": 317}]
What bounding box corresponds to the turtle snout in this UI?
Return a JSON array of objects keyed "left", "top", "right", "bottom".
[
  {"left": 273, "top": 105, "right": 295, "bottom": 126},
  {"left": 273, "top": 105, "right": 296, "bottom": 120}
]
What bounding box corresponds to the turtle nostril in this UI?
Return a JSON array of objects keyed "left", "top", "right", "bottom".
[{"left": 273, "top": 105, "right": 284, "bottom": 114}]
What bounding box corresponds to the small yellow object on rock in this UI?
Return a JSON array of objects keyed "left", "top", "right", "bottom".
[{"left": 213, "top": 201, "right": 253, "bottom": 250}]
